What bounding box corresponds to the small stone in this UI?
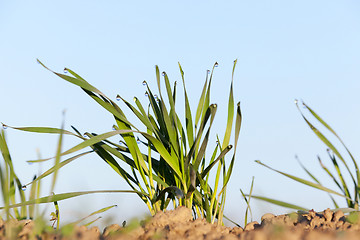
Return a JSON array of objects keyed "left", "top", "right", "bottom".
[
  {"left": 244, "top": 221, "right": 260, "bottom": 231},
  {"left": 323, "top": 208, "right": 333, "bottom": 222},
  {"left": 261, "top": 213, "right": 275, "bottom": 223},
  {"left": 333, "top": 210, "right": 344, "bottom": 222}
]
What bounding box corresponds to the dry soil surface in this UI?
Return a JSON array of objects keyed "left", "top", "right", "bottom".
[{"left": 3, "top": 207, "right": 360, "bottom": 239}]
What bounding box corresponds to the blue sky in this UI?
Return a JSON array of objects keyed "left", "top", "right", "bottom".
[{"left": 1, "top": 1, "right": 360, "bottom": 227}]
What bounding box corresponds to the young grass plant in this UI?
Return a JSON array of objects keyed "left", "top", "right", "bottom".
[
  {"left": 8, "top": 60, "right": 242, "bottom": 224},
  {"left": 0, "top": 121, "right": 131, "bottom": 230},
  {"left": 250, "top": 100, "right": 358, "bottom": 212},
  {"left": 0, "top": 129, "right": 31, "bottom": 220}
]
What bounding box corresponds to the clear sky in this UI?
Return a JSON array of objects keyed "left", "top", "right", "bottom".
[{"left": 1, "top": 0, "right": 360, "bottom": 228}]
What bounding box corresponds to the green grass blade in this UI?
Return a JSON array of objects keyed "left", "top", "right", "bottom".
[
  {"left": 2, "top": 125, "right": 79, "bottom": 138},
  {"left": 51, "top": 118, "right": 65, "bottom": 193},
  {"left": 0, "top": 190, "right": 148, "bottom": 209},
  {"left": 69, "top": 204, "right": 117, "bottom": 226},
  {"left": 88, "top": 140, "right": 139, "bottom": 188},
  {"left": 201, "top": 145, "right": 233, "bottom": 178},
  {"left": 83, "top": 89, "right": 138, "bottom": 130},
  {"left": 185, "top": 104, "right": 217, "bottom": 168},
  {"left": 195, "top": 69, "right": 210, "bottom": 128},
  {"left": 222, "top": 60, "right": 236, "bottom": 148},
  {"left": 83, "top": 217, "right": 102, "bottom": 227},
  {"left": 296, "top": 155, "right": 321, "bottom": 184},
  {"left": 37, "top": 59, "right": 102, "bottom": 95},
  {"left": 240, "top": 176, "right": 254, "bottom": 226},
  {"left": 0, "top": 131, "right": 11, "bottom": 217},
  {"left": 295, "top": 101, "right": 357, "bottom": 189},
  {"left": 249, "top": 195, "right": 309, "bottom": 211},
  {"left": 63, "top": 68, "right": 87, "bottom": 82},
  {"left": 255, "top": 160, "right": 351, "bottom": 200},
  {"left": 28, "top": 175, "right": 37, "bottom": 219},
  {"left": 303, "top": 102, "right": 358, "bottom": 171},
  {"left": 162, "top": 72, "right": 180, "bottom": 154},
  {"left": 193, "top": 104, "right": 219, "bottom": 171},
  {"left": 39, "top": 60, "right": 137, "bottom": 131},
  {"left": 25, "top": 151, "right": 93, "bottom": 187},
  {"left": 200, "top": 63, "right": 217, "bottom": 126},
  {"left": 117, "top": 95, "right": 156, "bottom": 135},
  {"left": 221, "top": 102, "right": 242, "bottom": 189},
  {"left": 178, "top": 62, "right": 194, "bottom": 149},
  {"left": 140, "top": 132, "right": 181, "bottom": 178},
  {"left": 297, "top": 155, "right": 340, "bottom": 208},
  {"left": 58, "top": 129, "right": 134, "bottom": 157},
  {"left": 326, "top": 151, "right": 353, "bottom": 206}
]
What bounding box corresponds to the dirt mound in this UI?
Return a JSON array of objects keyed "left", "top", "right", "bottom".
[{"left": 3, "top": 207, "right": 360, "bottom": 239}]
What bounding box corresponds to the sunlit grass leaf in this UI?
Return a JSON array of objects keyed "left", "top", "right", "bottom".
[
  {"left": 249, "top": 195, "right": 309, "bottom": 211},
  {"left": 68, "top": 205, "right": 117, "bottom": 226},
  {"left": 256, "top": 100, "right": 359, "bottom": 211},
  {"left": 0, "top": 190, "right": 147, "bottom": 209},
  {"left": 255, "top": 160, "right": 349, "bottom": 199}
]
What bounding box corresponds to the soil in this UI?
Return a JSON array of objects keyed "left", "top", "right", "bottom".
[{"left": 2, "top": 207, "right": 360, "bottom": 239}]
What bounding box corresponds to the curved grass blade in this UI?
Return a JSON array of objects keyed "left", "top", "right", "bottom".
[
  {"left": 185, "top": 104, "right": 217, "bottom": 169},
  {"left": 140, "top": 132, "right": 181, "bottom": 178},
  {"left": 25, "top": 151, "right": 93, "bottom": 187},
  {"left": 295, "top": 101, "right": 357, "bottom": 190},
  {"left": 37, "top": 59, "right": 103, "bottom": 95},
  {"left": 248, "top": 195, "right": 309, "bottom": 211},
  {"left": 222, "top": 59, "right": 236, "bottom": 148},
  {"left": 304, "top": 101, "right": 360, "bottom": 194},
  {"left": 296, "top": 155, "right": 341, "bottom": 208},
  {"left": 221, "top": 102, "right": 242, "bottom": 190},
  {"left": 193, "top": 105, "right": 219, "bottom": 170},
  {"left": 51, "top": 117, "right": 65, "bottom": 193},
  {"left": 194, "top": 70, "right": 209, "bottom": 129},
  {"left": 68, "top": 204, "right": 117, "bottom": 226},
  {"left": 0, "top": 190, "right": 148, "bottom": 209},
  {"left": 240, "top": 176, "right": 254, "bottom": 226},
  {"left": 201, "top": 145, "right": 233, "bottom": 178},
  {"left": 2, "top": 125, "right": 80, "bottom": 138},
  {"left": 303, "top": 101, "right": 358, "bottom": 169},
  {"left": 317, "top": 156, "right": 342, "bottom": 192},
  {"left": 178, "top": 62, "right": 194, "bottom": 149},
  {"left": 28, "top": 129, "right": 135, "bottom": 163},
  {"left": 326, "top": 150, "right": 353, "bottom": 206},
  {"left": 39, "top": 60, "right": 137, "bottom": 131},
  {"left": 295, "top": 155, "right": 322, "bottom": 184},
  {"left": 200, "top": 63, "right": 217, "bottom": 127},
  {"left": 255, "top": 160, "right": 351, "bottom": 200},
  {"left": 56, "top": 129, "right": 134, "bottom": 157},
  {"left": 82, "top": 89, "right": 137, "bottom": 131},
  {"left": 117, "top": 95, "right": 156, "bottom": 135}
]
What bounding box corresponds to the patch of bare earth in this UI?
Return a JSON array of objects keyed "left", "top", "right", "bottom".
[{"left": 3, "top": 207, "right": 360, "bottom": 239}]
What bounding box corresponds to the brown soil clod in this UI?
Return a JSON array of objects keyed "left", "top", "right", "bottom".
[{"left": 3, "top": 207, "right": 360, "bottom": 239}]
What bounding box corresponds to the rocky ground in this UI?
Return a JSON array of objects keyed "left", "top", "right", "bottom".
[{"left": 2, "top": 207, "right": 360, "bottom": 239}]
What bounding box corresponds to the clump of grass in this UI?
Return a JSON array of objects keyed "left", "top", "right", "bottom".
[
  {"left": 0, "top": 121, "right": 121, "bottom": 231},
  {"left": 0, "top": 128, "right": 37, "bottom": 220},
  {"left": 7, "top": 60, "right": 242, "bottom": 225},
  {"left": 250, "top": 100, "right": 359, "bottom": 212}
]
